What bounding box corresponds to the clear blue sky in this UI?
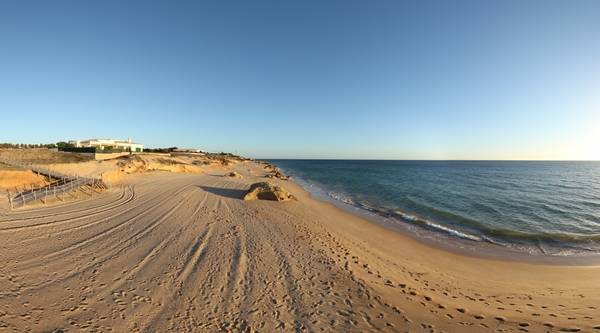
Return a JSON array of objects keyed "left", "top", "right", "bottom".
[{"left": 1, "top": 1, "right": 599, "bottom": 159}]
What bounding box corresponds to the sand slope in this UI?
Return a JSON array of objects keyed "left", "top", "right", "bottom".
[
  {"left": 0, "top": 170, "right": 47, "bottom": 190},
  {"left": 0, "top": 162, "right": 598, "bottom": 332}
]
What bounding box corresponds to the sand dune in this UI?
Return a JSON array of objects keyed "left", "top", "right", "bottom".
[
  {"left": 0, "top": 162, "right": 599, "bottom": 332},
  {"left": 0, "top": 170, "right": 47, "bottom": 191}
]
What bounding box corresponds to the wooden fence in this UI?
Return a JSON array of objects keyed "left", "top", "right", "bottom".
[{"left": 1, "top": 157, "right": 106, "bottom": 209}]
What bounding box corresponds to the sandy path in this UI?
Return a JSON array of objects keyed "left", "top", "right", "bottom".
[{"left": 0, "top": 163, "right": 599, "bottom": 332}]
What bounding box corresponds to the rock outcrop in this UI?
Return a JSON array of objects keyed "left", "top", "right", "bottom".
[
  {"left": 243, "top": 182, "right": 294, "bottom": 201},
  {"left": 265, "top": 170, "right": 289, "bottom": 180},
  {"left": 225, "top": 171, "right": 243, "bottom": 179}
]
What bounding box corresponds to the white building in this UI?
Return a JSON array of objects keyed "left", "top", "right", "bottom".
[{"left": 69, "top": 138, "right": 144, "bottom": 152}]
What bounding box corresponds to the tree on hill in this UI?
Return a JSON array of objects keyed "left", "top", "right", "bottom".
[{"left": 56, "top": 141, "right": 75, "bottom": 149}]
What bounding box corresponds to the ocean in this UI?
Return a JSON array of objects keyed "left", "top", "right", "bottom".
[{"left": 267, "top": 160, "right": 600, "bottom": 258}]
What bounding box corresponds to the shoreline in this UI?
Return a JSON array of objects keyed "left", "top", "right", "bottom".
[{"left": 276, "top": 167, "right": 600, "bottom": 266}]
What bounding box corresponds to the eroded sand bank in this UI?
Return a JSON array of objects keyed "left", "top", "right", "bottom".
[{"left": 0, "top": 161, "right": 598, "bottom": 332}]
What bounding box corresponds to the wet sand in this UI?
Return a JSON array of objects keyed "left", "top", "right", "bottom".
[{"left": 0, "top": 161, "right": 599, "bottom": 332}]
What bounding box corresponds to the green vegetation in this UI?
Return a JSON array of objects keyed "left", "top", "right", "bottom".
[
  {"left": 0, "top": 143, "right": 57, "bottom": 149},
  {"left": 0, "top": 148, "right": 93, "bottom": 164},
  {"left": 143, "top": 147, "right": 179, "bottom": 153},
  {"left": 56, "top": 141, "right": 74, "bottom": 149}
]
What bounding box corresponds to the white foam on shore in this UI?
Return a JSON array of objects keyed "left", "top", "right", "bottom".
[
  {"left": 327, "top": 191, "right": 355, "bottom": 205},
  {"left": 390, "top": 210, "right": 482, "bottom": 241},
  {"left": 420, "top": 220, "right": 483, "bottom": 241},
  {"left": 314, "top": 184, "right": 487, "bottom": 243},
  {"left": 279, "top": 169, "right": 600, "bottom": 260}
]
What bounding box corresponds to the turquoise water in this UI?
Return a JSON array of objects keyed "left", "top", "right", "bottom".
[{"left": 268, "top": 160, "right": 600, "bottom": 256}]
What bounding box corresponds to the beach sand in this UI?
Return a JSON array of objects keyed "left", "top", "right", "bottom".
[{"left": 0, "top": 161, "right": 598, "bottom": 332}]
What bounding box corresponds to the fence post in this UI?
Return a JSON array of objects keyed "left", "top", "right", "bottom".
[{"left": 7, "top": 190, "right": 12, "bottom": 210}]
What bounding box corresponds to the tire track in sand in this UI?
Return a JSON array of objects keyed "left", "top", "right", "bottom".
[
  {"left": 0, "top": 186, "right": 132, "bottom": 223},
  {"left": 21, "top": 184, "right": 191, "bottom": 243},
  {"left": 0, "top": 186, "right": 135, "bottom": 232},
  {"left": 57, "top": 190, "right": 213, "bottom": 325},
  {"left": 216, "top": 197, "right": 249, "bottom": 316},
  {"left": 14, "top": 185, "right": 195, "bottom": 274},
  {"left": 17, "top": 189, "right": 197, "bottom": 294},
  {"left": 0, "top": 186, "right": 133, "bottom": 223},
  {"left": 138, "top": 189, "right": 223, "bottom": 332}
]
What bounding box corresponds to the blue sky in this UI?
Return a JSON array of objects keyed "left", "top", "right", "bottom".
[{"left": 1, "top": 1, "right": 599, "bottom": 159}]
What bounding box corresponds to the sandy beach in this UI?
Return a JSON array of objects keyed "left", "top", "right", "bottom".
[{"left": 1, "top": 160, "right": 599, "bottom": 332}]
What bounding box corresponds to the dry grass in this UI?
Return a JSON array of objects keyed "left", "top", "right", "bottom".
[
  {"left": 0, "top": 148, "right": 93, "bottom": 164},
  {"left": 0, "top": 170, "right": 48, "bottom": 190},
  {"left": 0, "top": 162, "right": 23, "bottom": 171}
]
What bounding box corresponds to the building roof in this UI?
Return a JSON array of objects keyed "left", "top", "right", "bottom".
[{"left": 78, "top": 138, "right": 142, "bottom": 145}]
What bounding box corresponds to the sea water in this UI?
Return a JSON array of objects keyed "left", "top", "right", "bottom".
[{"left": 268, "top": 160, "right": 600, "bottom": 258}]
